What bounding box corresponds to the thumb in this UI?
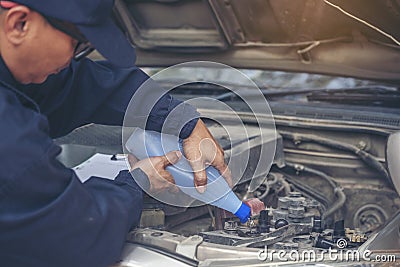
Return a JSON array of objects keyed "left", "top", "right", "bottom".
[{"left": 163, "top": 150, "right": 182, "bottom": 167}]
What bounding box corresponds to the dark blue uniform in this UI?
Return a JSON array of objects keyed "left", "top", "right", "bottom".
[{"left": 0, "top": 56, "right": 198, "bottom": 267}]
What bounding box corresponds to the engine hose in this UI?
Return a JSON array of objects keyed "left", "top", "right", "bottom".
[
  {"left": 286, "top": 162, "right": 346, "bottom": 219},
  {"left": 274, "top": 169, "right": 330, "bottom": 210},
  {"left": 324, "top": 187, "right": 346, "bottom": 219},
  {"left": 280, "top": 132, "right": 391, "bottom": 184}
]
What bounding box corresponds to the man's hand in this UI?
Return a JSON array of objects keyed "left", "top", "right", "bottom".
[
  {"left": 128, "top": 151, "right": 181, "bottom": 194},
  {"left": 183, "top": 119, "right": 233, "bottom": 193}
]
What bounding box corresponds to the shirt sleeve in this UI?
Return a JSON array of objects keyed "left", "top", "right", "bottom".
[
  {"left": 19, "top": 58, "right": 199, "bottom": 139},
  {"left": 0, "top": 90, "right": 143, "bottom": 267}
]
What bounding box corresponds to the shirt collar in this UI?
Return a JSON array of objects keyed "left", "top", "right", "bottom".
[
  {"left": 0, "top": 55, "right": 40, "bottom": 112},
  {"left": 0, "top": 55, "right": 21, "bottom": 89}
]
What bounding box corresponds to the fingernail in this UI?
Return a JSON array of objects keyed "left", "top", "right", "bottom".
[{"left": 175, "top": 151, "right": 182, "bottom": 159}]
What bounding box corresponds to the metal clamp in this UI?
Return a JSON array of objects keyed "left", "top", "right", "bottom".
[{"left": 175, "top": 235, "right": 204, "bottom": 259}]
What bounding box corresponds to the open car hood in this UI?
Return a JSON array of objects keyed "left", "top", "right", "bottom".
[{"left": 114, "top": 0, "right": 400, "bottom": 81}]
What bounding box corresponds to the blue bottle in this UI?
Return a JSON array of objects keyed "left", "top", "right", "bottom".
[{"left": 125, "top": 128, "right": 251, "bottom": 223}]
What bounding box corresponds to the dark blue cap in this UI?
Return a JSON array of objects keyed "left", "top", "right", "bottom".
[
  {"left": 13, "top": 0, "right": 136, "bottom": 67},
  {"left": 234, "top": 202, "right": 251, "bottom": 223}
]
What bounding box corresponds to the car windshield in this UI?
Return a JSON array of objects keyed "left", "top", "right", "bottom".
[
  {"left": 143, "top": 67, "right": 383, "bottom": 89},
  {"left": 142, "top": 67, "right": 399, "bottom": 109}
]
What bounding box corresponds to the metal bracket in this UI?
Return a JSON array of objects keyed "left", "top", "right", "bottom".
[
  {"left": 175, "top": 235, "right": 204, "bottom": 259},
  {"left": 297, "top": 41, "right": 320, "bottom": 64}
]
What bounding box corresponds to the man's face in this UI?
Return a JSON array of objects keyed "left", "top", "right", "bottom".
[
  {"left": 0, "top": 6, "right": 76, "bottom": 84},
  {"left": 20, "top": 13, "right": 75, "bottom": 84}
]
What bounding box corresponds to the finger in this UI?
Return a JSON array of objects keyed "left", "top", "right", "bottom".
[
  {"left": 149, "top": 171, "right": 175, "bottom": 194},
  {"left": 168, "top": 186, "right": 180, "bottom": 193},
  {"left": 163, "top": 150, "right": 182, "bottom": 167},
  {"left": 163, "top": 172, "right": 179, "bottom": 193},
  {"left": 161, "top": 171, "right": 179, "bottom": 193},
  {"left": 214, "top": 162, "right": 233, "bottom": 188},
  {"left": 211, "top": 150, "right": 233, "bottom": 188},
  {"left": 162, "top": 170, "right": 177, "bottom": 185},
  {"left": 185, "top": 149, "right": 208, "bottom": 193},
  {"left": 191, "top": 161, "right": 207, "bottom": 193}
]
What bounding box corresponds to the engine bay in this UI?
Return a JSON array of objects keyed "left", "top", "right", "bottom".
[
  {"left": 55, "top": 91, "right": 400, "bottom": 265},
  {"left": 121, "top": 112, "right": 400, "bottom": 264}
]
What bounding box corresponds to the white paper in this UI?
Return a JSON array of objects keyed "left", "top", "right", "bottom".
[{"left": 73, "top": 153, "right": 129, "bottom": 183}]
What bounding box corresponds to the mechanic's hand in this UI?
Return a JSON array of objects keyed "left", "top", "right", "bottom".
[
  {"left": 183, "top": 119, "right": 233, "bottom": 193},
  {"left": 128, "top": 151, "right": 181, "bottom": 194}
]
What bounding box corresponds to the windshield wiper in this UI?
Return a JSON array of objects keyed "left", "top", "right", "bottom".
[
  {"left": 307, "top": 87, "right": 400, "bottom": 108},
  {"left": 167, "top": 81, "right": 399, "bottom": 108},
  {"left": 215, "top": 86, "right": 399, "bottom": 107}
]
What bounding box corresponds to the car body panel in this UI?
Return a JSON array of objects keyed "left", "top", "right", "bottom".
[{"left": 114, "top": 0, "right": 400, "bottom": 80}]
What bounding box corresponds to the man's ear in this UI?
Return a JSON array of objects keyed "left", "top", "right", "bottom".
[{"left": 3, "top": 6, "right": 32, "bottom": 45}]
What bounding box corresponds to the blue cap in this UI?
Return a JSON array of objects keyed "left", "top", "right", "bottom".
[
  {"left": 12, "top": 0, "right": 136, "bottom": 68},
  {"left": 234, "top": 202, "right": 251, "bottom": 223}
]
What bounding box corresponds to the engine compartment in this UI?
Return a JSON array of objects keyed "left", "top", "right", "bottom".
[
  {"left": 55, "top": 90, "right": 400, "bottom": 265},
  {"left": 124, "top": 114, "right": 399, "bottom": 263}
]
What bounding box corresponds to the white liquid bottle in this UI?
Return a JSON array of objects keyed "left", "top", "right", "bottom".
[{"left": 126, "top": 128, "right": 251, "bottom": 223}]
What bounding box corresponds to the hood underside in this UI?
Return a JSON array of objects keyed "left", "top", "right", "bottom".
[{"left": 114, "top": 0, "right": 400, "bottom": 81}]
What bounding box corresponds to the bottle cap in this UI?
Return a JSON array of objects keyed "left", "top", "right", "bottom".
[{"left": 234, "top": 202, "right": 251, "bottom": 223}]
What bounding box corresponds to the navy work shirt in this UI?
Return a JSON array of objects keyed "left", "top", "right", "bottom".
[{"left": 0, "top": 56, "right": 198, "bottom": 267}]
